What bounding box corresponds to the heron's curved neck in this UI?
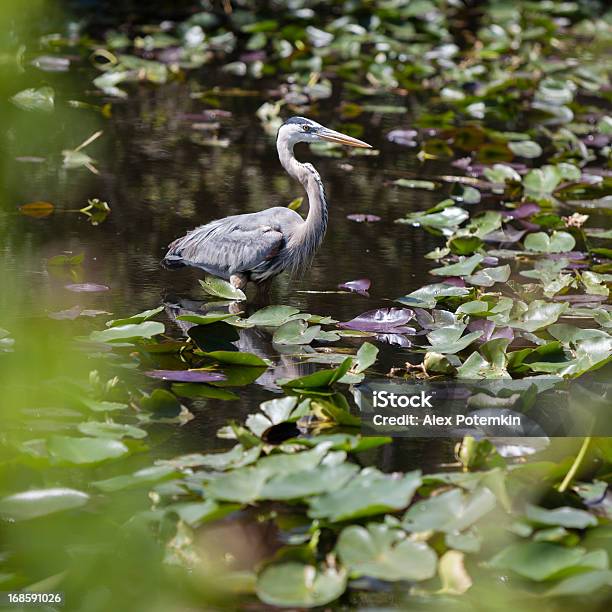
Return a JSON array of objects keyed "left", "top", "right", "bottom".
[{"left": 277, "top": 139, "right": 328, "bottom": 266}]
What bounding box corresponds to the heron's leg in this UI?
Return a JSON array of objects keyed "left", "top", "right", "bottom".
[
  {"left": 229, "top": 273, "right": 248, "bottom": 290},
  {"left": 253, "top": 279, "right": 273, "bottom": 305}
]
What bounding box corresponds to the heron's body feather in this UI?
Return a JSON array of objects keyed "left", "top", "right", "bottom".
[
  {"left": 162, "top": 116, "right": 370, "bottom": 291},
  {"left": 165, "top": 207, "right": 303, "bottom": 281}
]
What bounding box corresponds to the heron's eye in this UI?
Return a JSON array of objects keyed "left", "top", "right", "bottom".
[{"left": 302, "top": 125, "right": 311, "bottom": 132}]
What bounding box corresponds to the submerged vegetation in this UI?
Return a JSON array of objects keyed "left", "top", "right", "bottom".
[{"left": 1, "top": 0, "right": 612, "bottom": 609}]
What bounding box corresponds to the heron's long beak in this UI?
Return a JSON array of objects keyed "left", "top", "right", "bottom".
[{"left": 318, "top": 127, "right": 372, "bottom": 148}]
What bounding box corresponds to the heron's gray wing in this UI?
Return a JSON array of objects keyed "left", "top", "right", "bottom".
[{"left": 165, "top": 209, "right": 300, "bottom": 278}]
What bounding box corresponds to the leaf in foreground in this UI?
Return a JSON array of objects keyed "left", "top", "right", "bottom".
[
  {"left": 0, "top": 488, "right": 89, "bottom": 521},
  {"left": 48, "top": 436, "right": 129, "bottom": 464},
  {"left": 257, "top": 563, "right": 347, "bottom": 608},
  {"left": 89, "top": 321, "right": 165, "bottom": 342},
  {"left": 144, "top": 369, "right": 226, "bottom": 383},
  {"left": 488, "top": 542, "right": 605, "bottom": 581},
  {"left": 10, "top": 86, "right": 55, "bottom": 112},
  {"left": 308, "top": 468, "right": 421, "bottom": 522},
  {"left": 337, "top": 523, "right": 437, "bottom": 581}
]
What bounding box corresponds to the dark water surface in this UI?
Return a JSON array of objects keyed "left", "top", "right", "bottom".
[{"left": 3, "top": 75, "right": 458, "bottom": 469}]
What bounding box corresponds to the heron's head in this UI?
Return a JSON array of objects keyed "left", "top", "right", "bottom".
[{"left": 278, "top": 116, "right": 372, "bottom": 148}]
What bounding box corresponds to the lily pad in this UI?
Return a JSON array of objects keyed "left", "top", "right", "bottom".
[
  {"left": 273, "top": 319, "right": 320, "bottom": 345},
  {"left": 338, "top": 278, "right": 371, "bottom": 295},
  {"left": 246, "top": 305, "right": 303, "bottom": 326},
  {"left": 90, "top": 321, "right": 165, "bottom": 343},
  {"left": 47, "top": 436, "right": 128, "bottom": 464},
  {"left": 65, "top": 283, "right": 110, "bottom": 293},
  {"left": 337, "top": 523, "right": 437, "bottom": 581},
  {"left": 426, "top": 324, "right": 483, "bottom": 354},
  {"left": 257, "top": 563, "right": 346, "bottom": 608},
  {"left": 489, "top": 542, "right": 605, "bottom": 581},
  {"left": 199, "top": 276, "right": 246, "bottom": 301},
  {"left": 430, "top": 254, "right": 484, "bottom": 277},
  {"left": 524, "top": 231, "right": 576, "bottom": 253},
  {"left": 403, "top": 487, "right": 496, "bottom": 533},
  {"left": 525, "top": 504, "right": 597, "bottom": 529},
  {"left": 144, "top": 369, "right": 226, "bottom": 383},
  {"left": 397, "top": 283, "right": 470, "bottom": 308},
  {"left": 0, "top": 488, "right": 89, "bottom": 521},
  {"left": 10, "top": 86, "right": 55, "bottom": 112},
  {"left": 338, "top": 308, "right": 415, "bottom": 333},
  {"left": 308, "top": 468, "right": 421, "bottom": 522}
]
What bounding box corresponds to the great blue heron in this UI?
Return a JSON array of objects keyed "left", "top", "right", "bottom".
[{"left": 162, "top": 117, "right": 371, "bottom": 298}]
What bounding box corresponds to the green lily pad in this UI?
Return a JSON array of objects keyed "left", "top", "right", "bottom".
[
  {"left": 483, "top": 164, "right": 521, "bottom": 185},
  {"left": 524, "top": 231, "right": 576, "bottom": 253},
  {"left": 545, "top": 570, "right": 612, "bottom": 596},
  {"left": 260, "top": 463, "right": 359, "bottom": 500},
  {"left": 0, "top": 488, "right": 89, "bottom": 521},
  {"left": 352, "top": 342, "right": 378, "bottom": 374},
  {"left": 403, "top": 487, "right": 496, "bottom": 533},
  {"left": 47, "top": 436, "right": 129, "bottom": 464},
  {"left": 426, "top": 324, "right": 483, "bottom": 354},
  {"left": 508, "top": 140, "right": 543, "bottom": 158},
  {"left": 466, "top": 265, "right": 511, "bottom": 287},
  {"left": 93, "top": 465, "right": 177, "bottom": 492},
  {"left": 273, "top": 319, "right": 320, "bottom": 345},
  {"left": 507, "top": 300, "right": 568, "bottom": 332},
  {"left": 89, "top": 321, "right": 165, "bottom": 343},
  {"left": 393, "top": 178, "right": 436, "bottom": 190},
  {"left": 246, "top": 305, "right": 305, "bottom": 326},
  {"left": 523, "top": 165, "right": 562, "bottom": 197},
  {"left": 337, "top": 523, "right": 437, "bottom": 581},
  {"left": 176, "top": 312, "right": 237, "bottom": 325},
  {"left": 525, "top": 504, "right": 598, "bottom": 529},
  {"left": 256, "top": 563, "right": 347, "bottom": 608},
  {"left": 77, "top": 421, "right": 147, "bottom": 439},
  {"left": 488, "top": 542, "right": 605, "bottom": 581},
  {"left": 106, "top": 306, "right": 164, "bottom": 327},
  {"left": 10, "top": 86, "right": 55, "bottom": 112},
  {"left": 308, "top": 468, "right": 421, "bottom": 522},
  {"left": 279, "top": 357, "right": 353, "bottom": 389},
  {"left": 204, "top": 351, "right": 268, "bottom": 367},
  {"left": 199, "top": 276, "right": 246, "bottom": 301},
  {"left": 396, "top": 283, "right": 470, "bottom": 308},
  {"left": 430, "top": 254, "right": 484, "bottom": 277}
]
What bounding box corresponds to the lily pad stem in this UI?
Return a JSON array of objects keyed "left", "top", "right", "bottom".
[{"left": 558, "top": 436, "right": 591, "bottom": 493}]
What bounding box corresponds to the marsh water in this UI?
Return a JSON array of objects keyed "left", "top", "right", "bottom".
[{"left": 3, "top": 73, "right": 458, "bottom": 468}]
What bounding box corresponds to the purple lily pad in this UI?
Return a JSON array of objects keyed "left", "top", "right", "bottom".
[
  {"left": 468, "top": 320, "right": 515, "bottom": 344},
  {"left": 144, "top": 370, "right": 226, "bottom": 383},
  {"left": 548, "top": 252, "right": 587, "bottom": 261},
  {"left": 452, "top": 157, "right": 472, "bottom": 170},
  {"left": 240, "top": 50, "right": 267, "bottom": 63},
  {"left": 65, "top": 283, "right": 110, "bottom": 293},
  {"left": 502, "top": 203, "right": 540, "bottom": 219},
  {"left": 565, "top": 262, "right": 590, "bottom": 270},
  {"left": 338, "top": 307, "right": 416, "bottom": 333},
  {"left": 387, "top": 129, "right": 418, "bottom": 147},
  {"left": 482, "top": 256, "right": 500, "bottom": 266},
  {"left": 376, "top": 333, "right": 412, "bottom": 348},
  {"left": 338, "top": 278, "right": 371, "bottom": 295},
  {"left": 157, "top": 47, "right": 182, "bottom": 64},
  {"left": 440, "top": 277, "right": 466, "bottom": 287},
  {"left": 583, "top": 167, "right": 612, "bottom": 178},
  {"left": 346, "top": 213, "right": 381, "bottom": 223},
  {"left": 484, "top": 227, "right": 527, "bottom": 243}
]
